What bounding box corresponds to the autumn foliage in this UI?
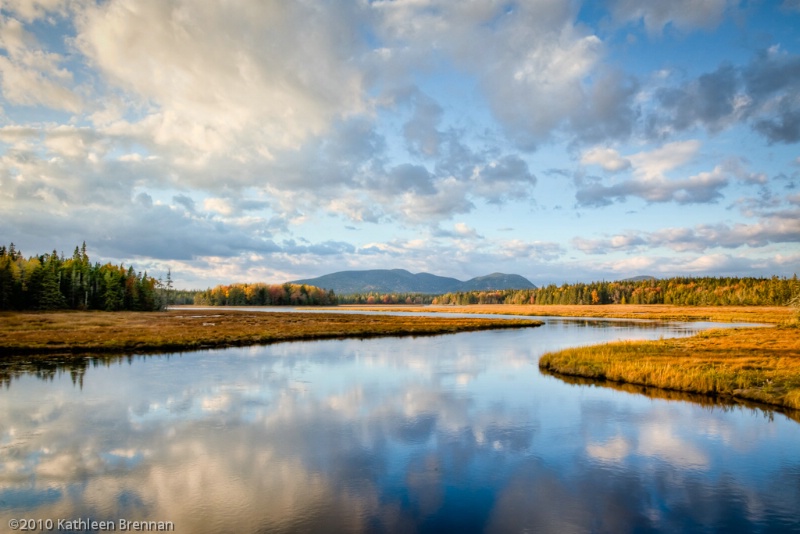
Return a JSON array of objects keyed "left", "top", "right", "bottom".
[
  {"left": 432, "top": 276, "right": 798, "bottom": 306},
  {"left": 0, "top": 243, "right": 162, "bottom": 311},
  {"left": 193, "top": 282, "right": 337, "bottom": 306}
]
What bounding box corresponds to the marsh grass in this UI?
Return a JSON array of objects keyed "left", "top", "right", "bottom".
[
  {"left": 344, "top": 304, "right": 792, "bottom": 324},
  {"left": 539, "top": 324, "right": 800, "bottom": 410},
  {"left": 0, "top": 309, "right": 542, "bottom": 356}
]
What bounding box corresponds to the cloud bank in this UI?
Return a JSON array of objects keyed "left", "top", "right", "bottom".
[{"left": 0, "top": 1, "right": 798, "bottom": 286}]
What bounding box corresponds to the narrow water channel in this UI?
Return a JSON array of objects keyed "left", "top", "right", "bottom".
[{"left": 1, "top": 316, "right": 798, "bottom": 533}]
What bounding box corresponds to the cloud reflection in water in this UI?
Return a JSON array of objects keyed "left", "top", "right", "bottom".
[{"left": 1, "top": 322, "right": 799, "bottom": 532}]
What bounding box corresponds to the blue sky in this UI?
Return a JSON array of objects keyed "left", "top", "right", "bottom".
[{"left": 0, "top": 0, "right": 798, "bottom": 289}]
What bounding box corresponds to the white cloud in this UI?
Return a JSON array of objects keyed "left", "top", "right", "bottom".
[
  {"left": 572, "top": 234, "right": 646, "bottom": 254},
  {"left": 574, "top": 209, "right": 800, "bottom": 255},
  {"left": 610, "top": 0, "right": 731, "bottom": 35},
  {"left": 471, "top": 155, "right": 537, "bottom": 204},
  {"left": 650, "top": 215, "right": 800, "bottom": 251},
  {"left": 592, "top": 252, "right": 796, "bottom": 279},
  {"left": 497, "top": 240, "right": 564, "bottom": 261},
  {"left": 454, "top": 222, "right": 479, "bottom": 238},
  {"left": 0, "top": 15, "right": 82, "bottom": 112},
  {"left": 643, "top": 48, "right": 800, "bottom": 144},
  {"left": 203, "top": 198, "right": 234, "bottom": 216},
  {"left": 371, "top": 0, "right": 621, "bottom": 144},
  {"left": 0, "top": 14, "right": 29, "bottom": 54},
  {"left": 576, "top": 165, "right": 729, "bottom": 207},
  {"left": 1, "top": 0, "right": 69, "bottom": 22},
  {"left": 575, "top": 141, "right": 731, "bottom": 206},
  {"left": 581, "top": 147, "right": 631, "bottom": 172},
  {"left": 393, "top": 177, "right": 474, "bottom": 222},
  {"left": 0, "top": 0, "right": 796, "bottom": 285},
  {"left": 402, "top": 89, "right": 444, "bottom": 157},
  {"left": 326, "top": 197, "right": 381, "bottom": 224},
  {"left": 628, "top": 140, "right": 701, "bottom": 180},
  {"left": 74, "top": 0, "right": 368, "bottom": 156},
  {"left": 0, "top": 125, "right": 38, "bottom": 147},
  {"left": 44, "top": 126, "right": 104, "bottom": 159}
]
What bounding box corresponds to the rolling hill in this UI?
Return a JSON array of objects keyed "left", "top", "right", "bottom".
[{"left": 291, "top": 269, "right": 536, "bottom": 295}]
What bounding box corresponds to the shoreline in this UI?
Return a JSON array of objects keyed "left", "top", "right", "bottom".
[
  {"left": 538, "top": 324, "right": 800, "bottom": 410},
  {"left": 322, "top": 303, "right": 791, "bottom": 324},
  {"left": 332, "top": 303, "right": 799, "bottom": 410},
  {"left": 3, "top": 305, "right": 796, "bottom": 413},
  {"left": 0, "top": 309, "right": 542, "bottom": 357}
]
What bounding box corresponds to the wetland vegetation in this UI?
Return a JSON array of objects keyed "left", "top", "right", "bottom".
[
  {"left": 347, "top": 303, "right": 794, "bottom": 324},
  {"left": 0, "top": 309, "right": 541, "bottom": 356},
  {"left": 3, "top": 242, "right": 797, "bottom": 414},
  {"left": 539, "top": 324, "right": 800, "bottom": 410}
]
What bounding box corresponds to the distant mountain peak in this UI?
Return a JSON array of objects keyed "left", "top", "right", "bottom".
[{"left": 291, "top": 269, "right": 536, "bottom": 295}]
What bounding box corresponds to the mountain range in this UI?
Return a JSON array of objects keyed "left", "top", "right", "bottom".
[{"left": 291, "top": 269, "right": 536, "bottom": 295}]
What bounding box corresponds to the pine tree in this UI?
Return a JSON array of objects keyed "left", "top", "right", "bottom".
[{"left": 37, "top": 253, "right": 67, "bottom": 310}]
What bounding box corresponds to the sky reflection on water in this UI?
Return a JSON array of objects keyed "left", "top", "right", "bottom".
[{"left": 1, "top": 320, "right": 799, "bottom": 533}]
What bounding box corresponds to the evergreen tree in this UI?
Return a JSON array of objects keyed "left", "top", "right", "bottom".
[{"left": 36, "top": 252, "right": 67, "bottom": 310}]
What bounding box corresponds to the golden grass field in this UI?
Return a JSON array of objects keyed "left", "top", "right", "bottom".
[
  {"left": 0, "top": 309, "right": 541, "bottom": 356},
  {"left": 539, "top": 325, "right": 800, "bottom": 410},
  {"left": 340, "top": 303, "right": 793, "bottom": 324}
]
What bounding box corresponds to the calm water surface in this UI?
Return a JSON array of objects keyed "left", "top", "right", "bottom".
[{"left": 1, "top": 316, "right": 798, "bottom": 533}]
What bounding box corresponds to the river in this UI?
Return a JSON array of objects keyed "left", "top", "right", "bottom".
[{"left": 0, "top": 314, "right": 798, "bottom": 533}]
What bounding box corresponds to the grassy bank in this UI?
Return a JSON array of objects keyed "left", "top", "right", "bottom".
[
  {"left": 340, "top": 304, "right": 792, "bottom": 324},
  {"left": 539, "top": 325, "right": 800, "bottom": 410},
  {"left": 0, "top": 309, "right": 542, "bottom": 356}
]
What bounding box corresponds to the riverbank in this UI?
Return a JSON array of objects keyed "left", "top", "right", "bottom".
[
  {"left": 539, "top": 324, "right": 800, "bottom": 410},
  {"left": 336, "top": 303, "right": 792, "bottom": 324},
  {"left": 0, "top": 309, "right": 542, "bottom": 356},
  {"left": 339, "top": 303, "right": 800, "bottom": 409}
]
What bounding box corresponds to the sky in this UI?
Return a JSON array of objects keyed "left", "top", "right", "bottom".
[{"left": 0, "top": 0, "right": 799, "bottom": 289}]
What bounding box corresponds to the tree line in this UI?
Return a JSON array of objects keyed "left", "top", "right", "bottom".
[
  {"left": 6, "top": 243, "right": 792, "bottom": 311},
  {"left": 431, "top": 276, "right": 798, "bottom": 306},
  {"left": 0, "top": 242, "right": 167, "bottom": 311},
  {"left": 337, "top": 292, "right": 432, "bottom": 305},
  {"left": 193, "top": 282, "right": 337, "bottom": 306}
]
